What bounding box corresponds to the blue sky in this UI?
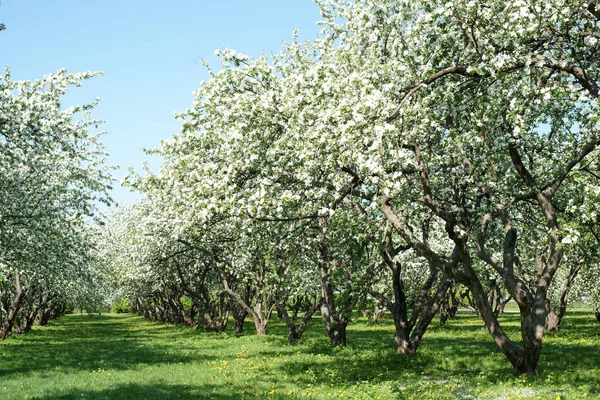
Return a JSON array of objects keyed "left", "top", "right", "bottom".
[{"left": 0, "top": 1, "right": 322, "bottom": 205}]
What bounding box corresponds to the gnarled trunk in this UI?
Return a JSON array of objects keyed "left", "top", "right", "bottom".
[
  {"left": 290, "top": 296, "right": 309, "bottom": 321},
  {"left": 251, "top": 301, "right": 269, "bottom": 336},
  {"left": 319, "top": 258, "right": 350, "bottom": 347},
  {"left": 36, "top": 307, "right": 52, "bottom": 326},
  {"left": 0, "top": 289, "right": 26, "bottom": 340},
  {"left": 202, "top": 294, "right": 229, "bottom": 332},
  {"left": 222, "top": 279, "right": 273, "bottom": 336},
  {"left": 231, "top": 306, "right": 247, "bottom": 334},
  {"left": 466, "top": 269, "right": 538, "bottom": 375},
  {"left": 319, "top": 279, "right": 347, "bottom": 347},
  {"left": 369, "top": 303, "right": 386, "bottom": 324},
  {"left": 374, "top": 225, "right": 453, "bottom": 355},
  {"left": 0, "top": 274, "right": 27, "bottom": 340},
  {"left": 279, "top": 298, "right": 321, "bottom": 344},
  {"left": 440, "top": 287, "right": 469, "bottom": 326},
  {"left": 321, "top": 303, "right": 348, "bottom": 347},
  {"left": 229, "top": 285, "right": 254, "bottom": 335},
  {"left": 203, "top": 312, "right": 228, "bottom": 332},
  {"left": 545, "top": 262, "right": 581, "bottom": 332}
]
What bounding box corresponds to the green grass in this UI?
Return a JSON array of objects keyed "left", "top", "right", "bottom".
[{"left": 0, "top": 311, "right": 599, "bottom": 399}]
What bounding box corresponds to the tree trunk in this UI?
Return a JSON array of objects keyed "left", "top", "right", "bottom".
[
  {"left": 320, "top": 297, "right": 348, "bottom": 347},
  {"left": 195, "top": 291, "right": 228, "bottom": 332},
  {"left": 319, "top": 261, "right": 349, "bottom": 347},
  {"left": 290, "top": 296, "right": 305, "bottom": 321},
  {"left": 279, "top": 298, "right": 320, "bottom": 344},
  {"left": 251, "top": 302, "right": 269, "bottom": 336},
  {"left": 254, "top": 319, "right": 267, "bottom": 335},
  {"left": 232, "top": 307, "right": 247, "bottom": 334},
  {"left": 466, "top": 267, "right": 539, "bottom": 376},
  {"left": 202, "top": 304, "right": 229, "bottom": 332},
  {"left": 372, "top": 226, "right": 453, "bottom": 355},
  {"left": 545, "top": 263, "right": 581, "bottom": 332},
  {"left": 222, "top": 279, "right": 272, "bottom": 336},
  {"left": 387, "top": 261, "right": 412, "bottom": 354},
  {"left": 406, "top": 274, "right": 453, "bottom": 354},
  {"left": 440, "top": 286, "right": 464, "bottom": 326},
  {"left": 15, "top": 311, "right": 35, "bottom": 334},
  {"left": 15, "top": 298, "right": 42, "bottom": 334},
  {"left": 370, "top": 303, "right": 385, "bottom": 324},
  {"left": 321, "top": 304, "right": 348, "bottom": 347},
  {"left": 0, "top": 288, "right": 26, "bottom": 340},
  {"left": 545, "top": 309, "right": 560, "bottom": 332},
  {"left": 494, "top": 297, "right": 511, "bottom": 316},
  {"left": 36, "top": 308, "right": 52, "bottom": 326}
]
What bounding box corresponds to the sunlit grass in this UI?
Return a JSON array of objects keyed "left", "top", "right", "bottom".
[{"left": 0, "top": 310, "right": 598, "bottom": 399}]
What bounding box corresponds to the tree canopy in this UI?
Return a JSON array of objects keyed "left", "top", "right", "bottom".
[
  {"left": 0, "top": 69, "right": 113, "bottom": 337},
  {"left": 3, "top": 0, "right": 600, "bottom": 378}
]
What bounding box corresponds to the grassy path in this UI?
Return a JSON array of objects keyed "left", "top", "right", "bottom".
[{"left": 0, "top": 312, "right": 599, "bottom": 399}]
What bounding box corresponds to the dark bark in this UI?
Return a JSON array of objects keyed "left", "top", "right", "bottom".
[
  {"left": 231, "top": 305, "right": 248, "bottom": 335},
  {"left": 0, "top": 274, "right": 27, "bottom": 340},
  {"left": 319, "top": 277, "right": 348, "bottom": 347},
  {"left": 484, "top": 278, "right": 512, "bottom": 317},
  {"left": 370, "top": 224, "right": 453, "bottom": 354},
  {"left": 222, "top": 278, "right": 273, "bottom": 336},
  {"left": 318, "top": 244, "right": 350, "bottom": 347},
  {"left": 137, "top": 297, "right": 151, "bottom": 319},
  {"left": 545, "top": 262, "right": 581, "bottom": 332},
  {"left": 278, "top": 298, "right": 321, "bottom": 343},
  {"left": 36, "top": 307, "right": 52, "bottom": 326},
  {"left": 506, "top": 146, "right": 568, "bottom": 373},
  {"left": 381, "top": 195, "right": 541, "bottom": 374},
  {"left": 0, "top": 289, "right": 25, "bottom": 340},
  {"left": 290, "top": 296, "right": 305, "bottom": 321},
  {"left": 545, "top": 306, "right": 560, "bottom": 333},
  {"left": 320, "top": 297, "right": 348, "bottom": 347},
  {"left": 440, "top": 287, "right": 469, "bottom": 326},
  {"left": 202, "top": 294, "right": 229, "bottom": 332},
  {"left": 473, "top": 277, "right": 538, "bottom": 375},
  {"left": 588, "top": 2, "right": 600, "bottom": 20},
  {"left": 15, "top": 294, "right": 44, "bottom": 334},
  {"left": 229, "top": 282, "right": 254, "bottom": 334},
  {"left": 203, "top": 313, "right": 228, "bottom": 332}
]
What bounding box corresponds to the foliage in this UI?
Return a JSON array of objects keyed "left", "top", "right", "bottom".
[
  {"left": 0, "top": 68, "right": 113, "bottom": 337},
  {"left": 110, "top": 299, "right": 131, "bottom": 314},
  {"left": 116, "top": 0, "right": 600, "bottom": 374}
]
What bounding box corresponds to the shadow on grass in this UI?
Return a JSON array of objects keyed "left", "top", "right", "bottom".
[
  {"left": 272, "top": 335, "right": 500, "bottom": 386},
  {"left": 268, "top": 312, "right": 600, "bottom": 390},
  {"left": 0, "top": 314, "right": 213, "bottom": 378},
  {"left": 31, "top": 382, "right": 241, "bottom": 400},
  {"left": 3, "top": 310, "right": 600, "bottom": 398}
]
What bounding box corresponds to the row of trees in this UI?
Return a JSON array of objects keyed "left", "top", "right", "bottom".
[
  {"left": 3, "top": 0, "right": 596, "bottom": 379},
  {"left": 0, "top": 67, "right": 113, "bottom": 338},
  {"left": 105, "top": 0, "right": 600, "bottom": 377}
]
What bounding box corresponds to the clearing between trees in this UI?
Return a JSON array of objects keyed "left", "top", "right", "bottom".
[{"left": 0, "top": 311, "right": 598, "bottom": 399}]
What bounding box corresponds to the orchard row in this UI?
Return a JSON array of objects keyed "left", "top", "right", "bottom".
[{"left": 3, "top": 0, "right": 600, "bottom": 378}]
